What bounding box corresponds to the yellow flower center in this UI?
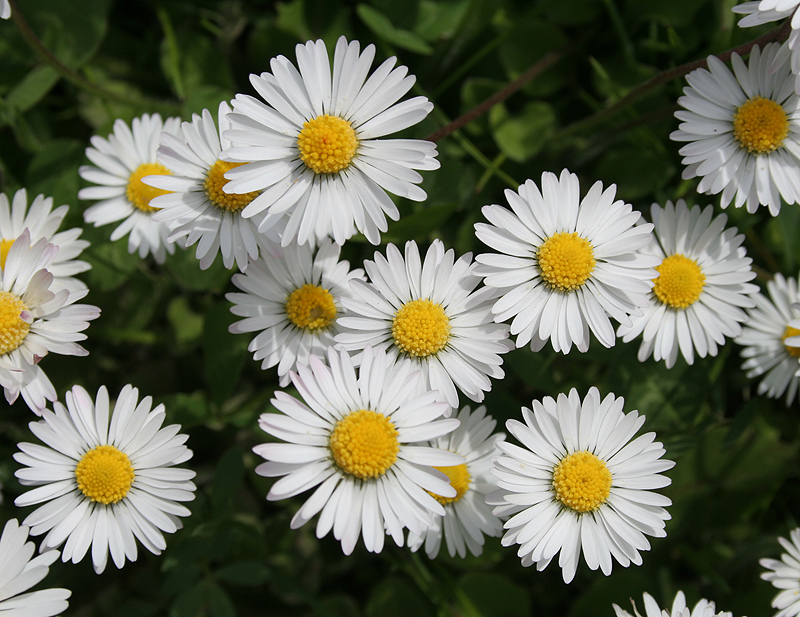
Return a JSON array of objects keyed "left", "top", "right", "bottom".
[
  {"left": 75, "top": 444, "right": 135, "bottom": 505},
  {"left": 0, "top": 238, "right": 14, "bottom": 269},
  {"left": 552, "top": 450, "right": 612, "bottom": 513},
  {"left": 733, "top": 96, "right": 789, "bottom": 154},
  {"left": 126, "top": 162, "right": 172, "bottom": 213},
  {"left": 392, "top": 299, "right": 451, "bottom": 358},
  {"left": 537, "top": 232, "right": 596, "bottom": 292},
  {"left": 204, "top": 160, "right": 260, "bottom": 212},
  {"left": 329, "top": 410, "right": 399, "bottom": 480},
  {"left": 783, "top": 325, "right": 800, "bottom": 358},
  {"left": 652, "top": 254, "right": 705, "bottom": 309},
  {"left": 428, "top": 463, "right": 471, "bottom": 505},
  {"left": 0, "top": 291, "right": 30, "bottom": 355},
  {"left": 285, "top": 284, "right": 337, "bottom": 331},
  {"left": 297, "top": 114, "right": 358, "bottom": 174}
]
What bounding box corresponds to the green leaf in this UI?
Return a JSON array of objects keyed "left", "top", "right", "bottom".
[
  {"left": 415, "top": 0, "right": 470, "bottom": 41},
  {"left": 205, "top": 582, "right": 236, "bottom": 617},
  {"left": 365, "top": 576, "right": 435, "bottom": 617},
  {"left": 356, "top": 5, "right": 433, "bottom": 55},
  {"left": 25, "top": 138, "right": 84, "bottom": 206},
  {"left": 210, "top": 447, "right": 245, "bottom": 513},
  {"left": 5, "top": 66, "right": 59, "bottom": 115},
  {"left": 25, "top": 0, "right": 113, "bottom": 67},
  {"left": 490, "top": 101, "right": 556, "bottom": 163},
  {"left": 215, "top": 560, "right": 270, "bottom": 587},
  {"left": 457, "top": 572, "right": 530, "bottom": 617},
  {"left": 203, "top": 299, "right": 249, "bottom": 407},
  {"left": 167, "top": 296, "right": 204, "bottom": 345},
  {"left": 383, "top": 202, "right": 459, "bottom": 243}
]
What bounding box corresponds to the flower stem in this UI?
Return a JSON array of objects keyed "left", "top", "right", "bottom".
[
  {"left": 553, "top": 20, "right": 792, "bottom": 140},
  {"left": 7, "top": 0, "right": 180, "bottom": 114}
]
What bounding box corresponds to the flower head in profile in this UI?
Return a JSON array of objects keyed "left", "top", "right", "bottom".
[
  {"left": 489, "top": 387, "right": 674, "bottom": 583},
  {"left": 0, "top": 518, "right": 70, "bottom": 616},
  {"left": 0, "top": 230, "right": 100, "bottom": 412},
  {"left": 227, "top": 239, "right": 364, "bottom": 385},
  {"left": 474, "top": 169, "right": 659, "bottom": 354},
  {"left": 253, "top": 346, "right": 464, "bottom": 555},
  {"left": 407, "top": 405, "right": 504, "bottom": 559},
  {"left": 761, "top": 528, "right": 800, "bottom": 617},
  {"left": 146, "top": 101, "right": 282, "bottom": 271},
  {"left": 735, "top": 272, "right": 800, "bottom": 404},
  {"left": 335, "top": 239, "right": 512, "bottom": 409},
  {"left": 670, "top": 43, "right": 800, "bottom": 215},
  {"left": 614, "top": 591, "right": 733, "bottom": 617},
  {"left": 14, "top": 384, "right": 197, "bottom": 573},
  {"left": 222, "top": 36, "right": 439, "bottom": 247},
  {"left": 0, "top": 188, "right": 91, "bottom": 294},
  {"left": 617, "top": 200, "right": 758, "bottom": 368},
  {"left": 78, "top": 113, "right": 180, "bottom": 263}
]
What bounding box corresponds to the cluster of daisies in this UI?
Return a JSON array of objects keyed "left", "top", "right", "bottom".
[{"left": 5, "top": 2, "right": 800, "bottom": 615}]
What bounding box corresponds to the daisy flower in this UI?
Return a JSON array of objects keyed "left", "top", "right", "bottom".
[
  {"left": 0, "top": 230, "right": 100, "bottom": 412},
  {"left": 407, "top": 405, "right": 504, "bottom": 559},
  {"left": 253, "top": 346, "right": 464, "bottom": 555},
  {"left": 227, "top": 238, "right": 364, "bottom": 385},
  {"left": 1, "top": 188, "right": 91, "bottom": 293},
  {"left": 670, "top": 43, "right": 800, "bottom": 216},
  {"left": 335, "top": 239, "right": 512, "bottom": 409},
  {"left": 617, "top": 200, "right": 758, "bottom": 368},
  {"left": 614, "top": 591, "right": 733, "bottom": 617},
  {"left": 0, "top": 518, "right": 71, "bottom": 617},
  {"left": 14, "top": 384, "right": 197, "bottom": 574},
  {"left": 733, "top": 2, "right": 800, "bottom": 94},
  {"left": 78, "top": 113, "right": 180, "bottom": 263},
  {"left": 762, "top": 528, "right": 800, "bottom": 617},
  {"left": 735, "top": 273, "right": 800, "bottom": 404},
  {"left": 488, "top": 387, "right": 674, "bottom": 583},
  {"left": 146, "top": 101, "right": 282, "bottom": 271},
  {"left": 474, "top": 169, "right": 659, "bottom": 354},
  {"left": 221, "top": 36, "right": 439, "bottom": 247}
]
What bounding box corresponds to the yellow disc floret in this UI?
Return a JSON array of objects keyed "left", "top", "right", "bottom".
[
  {"left": 0, "top": 291, "right": 30, "bottom": 355},
  {"left": 733, "top": 96, "right": 789, "bottom": 154},
  {"left": 783, "top": 325, "right": 800, "bottom": 358},
  {"left": 0, "top": 238, "right": 14, "bottom": 269},
  {"left": 126, "top": 162, "right": 172, "bottom": 213},
  {"left": 297, "top": 114, "right": 358, "bottom": 174},
  {"left": 204, "top": 160, "right": 260, "bottom": 212},
  {"left": 329, "top": 410, "right": 399, "bottom": 479},
  {"left": 392, "top": 299, "right": 451, "bottom": 358},
  {"left": 285, "top": 284, "right": 337, "bottom": 331},
  {"left": 537, "top": 232, "right": 596, "bottom": 292},
  {"left": 552, "top": 450, "right": 612, "bottom": 513},
  {"left": 653, "top": 253, "right": 705, "bottom": 309},
  {"left": 428, "top": 463, "right": 471, "bottom": 505},
  {"left": 75, "top": 444, "right": 135, "bottom": 505}
]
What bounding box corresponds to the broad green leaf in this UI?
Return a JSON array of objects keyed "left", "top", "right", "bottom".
[
  {"left": 457, "top": 572, "right": 530, "bottom": 617},
  {"left": 203, "top": 299, "right": 248, "bottom": 407},
  {"left": 356, "top": 5, "right": 433, "bottom": 55},
  {"left": 5, "top": 66, "right": 59, "bottom": 114},
  {"left": 365, "top": 576, "right": 435, "bottom": 617},
  {"left": 490, "top": 101, "right": 556, "bottom": 163}
]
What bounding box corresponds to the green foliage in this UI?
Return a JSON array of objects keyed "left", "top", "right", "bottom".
[{"left": 0, "top": 1, "right": 798, "bottom": 617}]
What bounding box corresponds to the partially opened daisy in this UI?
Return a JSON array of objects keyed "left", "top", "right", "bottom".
[
  {"left": 614, "top": 591, "right": 733, "bottom": 617},
  {"left": 488, "top": 387, "right": 674, "bottom": 583},
  {"left": 735, "top": 273, "right": 800, "bottom": 404},
  {"left": 253, "top": 346, "right": 464, "bottom": 555},
  {"left": 0, "top": 230, "right": 100, "bottom": 412},
  {"left": 0, "top": 518, "right": 70, "bottom": 617},
  {"left": 617, "top": 200, "right": 758, "bottom": 368},
  {"left": 733, "top": 2, "right": 800, "bottom": 94},
  {"left": 474, "top": 169, "right": 659, "bottom": 354},
  {"left": 14, "top": 384, "right": 197, "bottom": 574},
  {"left": 146, "top": 101, "right": 281, "bottom": 271},
  {"left": 407, "top": 405, "right": 504, "bottom": 559},
  {"left": 761, "top": 528, "right": 800, "bottom": 617},
  {"left": 221, "top": 36, "right": 439, "bottom": 247},
  {"left": 227, "top": 238, "right": 364, "bottom": 385},
  {"left": 0, "top": 188, "right": 90, "bottom": 293},
  {"left": 335, "top": 240, "right": 512, "bottom": 409},
  {"left": 78, "top": 113, "right": 180, "bottom": 263},
  {"left": 670, "top": 43, "right": 800, "bottom": 216}
]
